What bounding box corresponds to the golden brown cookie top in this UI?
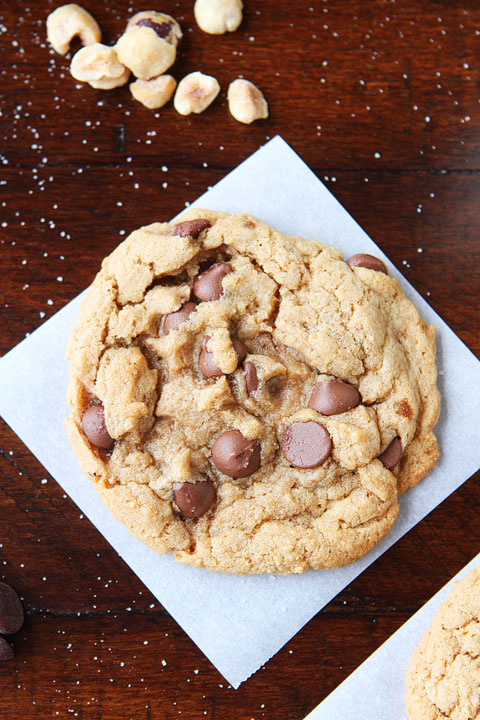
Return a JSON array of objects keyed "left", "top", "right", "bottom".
[{"left": 66, "top": 210, "right": 440, "bottom": 574}]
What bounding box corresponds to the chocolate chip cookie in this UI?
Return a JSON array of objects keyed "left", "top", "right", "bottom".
[
  {"left": 66, "top": 210, "right": 440, "bottom": 574},
  {"left": 405, "top": 566, "right": 480, "bottom": 720}
]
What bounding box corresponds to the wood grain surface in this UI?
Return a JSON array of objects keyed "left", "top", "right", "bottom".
[{"left": 1, "top": 1, "right": 479, "bottom": 718}]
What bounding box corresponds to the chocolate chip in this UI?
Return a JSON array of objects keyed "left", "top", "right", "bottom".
[
  {"left": 0, "top": 583, "right": 24, "bottom": 635},
  {"left": 135, "top": 18, "right": 174, "bottom": 39},
  {"left": 193, "top": 262, "right": 233, "bottom": 301},
  {"left": 211, "top": 430, "right": 261, "bottom": 478},
  {"left": 378, "top": 437, "right": 402, "bottom": 470},
  {"left": 172, "top": 477, "right": 216, "bottom": 519},
  {"left": 233, "top": 338, "right": 247, "bottom": 364},
  {"left": 173, "top": 218, "right": 212, "bottom": 238},
  {"left": 346, "top": 254, "right": 388, "bottom": 274},
  {"left": 163, "top": 302, "right": 196, "bottom": 335},
  {"left": 281, "top": 421, "right": 332, "bottom": 468},
  {"left": 308, "top": 378, "right": 361, "bottom": 416},
  {"left": 0, "top": 637, "right": 14, "bottom": 662},
  {"left": 198, "top": 336, "right": 247, "bottom": 378},
  {"left": 81, "top": 404, "right": 114, "bottom": 451},
  {"left": 243, "top": 361, "right": 258, "bottom": 395},
  {"left": 198, "top": 337, "right": 223, "bottom": 378}
]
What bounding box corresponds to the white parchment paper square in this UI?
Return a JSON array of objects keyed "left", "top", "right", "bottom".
[
  {"left": 1, "top": 137, "right": 480, "bottom": 688},
  {"left": 304, "top": 553, "right": 480, "bottom": 720}
]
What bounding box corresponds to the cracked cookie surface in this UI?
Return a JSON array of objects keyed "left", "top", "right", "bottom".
[
  {"left": 66, "top": 210, "right": 440, "bottom": 574},
  {"left": 406, "top": 566, "right": 480, "bottom": 720}
]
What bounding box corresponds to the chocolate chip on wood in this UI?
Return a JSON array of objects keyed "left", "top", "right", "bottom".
[
  {"left": 0, "top": 637, "right": 14, "bottom": 662},
  {"left": 0, "top": 582, "right": 24, "bottom": 635}
]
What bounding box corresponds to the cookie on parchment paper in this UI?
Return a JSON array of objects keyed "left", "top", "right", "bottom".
[
  {"left": 406, "top": 566, "right": 480, "bottom": 720},
  {"left": 66, "top": 210, "right": 440, "bottom": 574}
]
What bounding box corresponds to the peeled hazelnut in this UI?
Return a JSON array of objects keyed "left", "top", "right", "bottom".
[
  {"left": 89, "top": 67, "right": 130, "bottom": 90},
  {"left": 130, "top": 75, "right": 177, "bottom": 109},
  {"left": 116, "top": 22, "right": 178, "bottom": 80},
  {"left": 227, "top": 79, "right": 269, "bottom": 124},
  {"left": 70, "top": 43, "right": 130, "bottom": 89},
  {"left": 126, "top": 11, "right": 182, "bottom": 46},
  {"left": 174, "top": 71, "right": 220, "bottom": 116},
  {"left": 46, "top": 3, "right": 101, "bottom": 55},
  {"left": 194, "top": 0, "right": 243, "bottom": 34}
]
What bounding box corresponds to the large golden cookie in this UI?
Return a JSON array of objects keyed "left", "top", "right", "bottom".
[{"left": 66, "top": 210, "right": 440, "bottom": 574}]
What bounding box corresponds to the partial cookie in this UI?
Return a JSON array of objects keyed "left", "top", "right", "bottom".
[
  {"left": 66, "top": 211, "right": 440, "bottom": 574},
  {"left": 406, "top": 566, "right": 480, "bottom": 720}
]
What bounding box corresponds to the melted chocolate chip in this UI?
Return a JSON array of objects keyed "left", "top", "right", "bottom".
[
  {"left": 198, "top": 336, "right": 247, "bottom": 378},
  {"left": 135, "top": 17, "right": 174, "bottom": 39},
  {"left": 173, "top": 218, "right": 212, "bottom": 238},
  {"left": 172, "top": 477, "right": 216, "bottom": 519},
  {"left": 281, "top": 421, "right": 332, "bottom": 468},
  {"left": 163, "top": 302, "right": 196, "bottom": 335},
  {"left": 308, "top": 378, "right": 361, "bottom": 416},
  {"left": 198, "top": 337, "right": 223, "bottom": 378},
  {"left": 243, "top": 361, "right": 258, "bottom": 395},
  {"left": 378, "top": 437, "right": 402, "bottom": 470},
  {"left": 346, "top": 254, "right": 388, "bottom": 274},
  {"left": 233, "top": 338, "right": 247, "bottom": 364},
  {"left": 193, "top": 263, "right": 233, "bottom": 302},
  {"left": 0, "top": 637, "right": 14, "bottom": 662},
  {"left": 81, "top": 404, "right": 114, "bottom": 451},
  {"left": 211, "top": 430, "right": 261, "bottom": 478},
  {"left": 0, "top": 583, "right": 24, "bottom": 635}
]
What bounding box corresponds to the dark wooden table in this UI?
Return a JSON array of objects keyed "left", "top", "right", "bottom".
[{"left": 1, "top": 1, "right": 479, "bottom": 718}]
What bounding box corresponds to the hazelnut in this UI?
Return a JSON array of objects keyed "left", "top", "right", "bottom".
[
  {"left": 126, "top": 11, "right": 182, "bottom": 46},
  {"left": 116, "top": 12, "right": 182, "bottom": 80},
  {"left": 46, "top": 3, "right": 101, "bottom": 56},
  {"left": 227, "top": 79, "right": 269, "bottom": 124},
  {"left": 130, "top": 75, "right": 177, "bottom": 109},
  {"left": 194, "top": 0, "right": 243, "bottom": 35},
  {"left": 174, "top": 71, "right": 220, "bottom": 116},
  {"left": 70, "top": 43, "right": 130, "bottom": 90}
]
